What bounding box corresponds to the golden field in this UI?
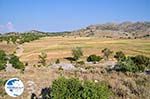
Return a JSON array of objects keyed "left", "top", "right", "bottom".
[{"left": 20, "top": 37, "right": 150, "bottom": 63}]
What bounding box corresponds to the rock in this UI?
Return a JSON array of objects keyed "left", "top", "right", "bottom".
[
  {"left": 51, "top": 63, "right": 76, "bottom": 70},
  {"left": 5, "top": 61, "right": 17, "bottom": 72},
  {"left": 145, "top": 70, "right": 150, "bottom": 75},
  {"left": 26, "top": 81, "right": 37, "bottom": 95}
]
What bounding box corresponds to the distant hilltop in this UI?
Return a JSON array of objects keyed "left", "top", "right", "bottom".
[
  {"left": 70, "top": 21, "right": 150, "bottom": 38},
  {"left": 1, "top": 21, "right": 150, "bottom": 39}
]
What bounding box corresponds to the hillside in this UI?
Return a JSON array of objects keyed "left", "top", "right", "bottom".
[{"left": 70, "top": 22, "right": 150, "bottom": 38}]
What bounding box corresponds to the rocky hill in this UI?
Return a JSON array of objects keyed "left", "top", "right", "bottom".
[{"left": 70, "top": 22, "right": 150, "bottom": 38}]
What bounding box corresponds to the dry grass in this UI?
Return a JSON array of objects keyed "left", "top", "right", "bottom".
[
  {"left": 0, "top": 42, "right": 16, "bottom": 54},
  {"left": 19, "top": 37, "right": 150, "bottom": 63}
]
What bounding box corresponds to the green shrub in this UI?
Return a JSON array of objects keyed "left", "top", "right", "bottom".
[
  {"left": 72, "top": 47, "right": 83, "bottom": 61},
  {"left": 82, "top": 81, "right": 112, "bottom": 99},
  {"left": 87, "top": 54, "right": 102, "bottom": 63},
  {"left": 131, "top": 55, "right": 150, "bottom": 68},
  {"left": 51, "top": 77, "right": 112, "bottom": 99},
  {"left": 0, "top": 50, "right": 7, "bottom": 70},
  {"left": 52, "top": 77, "right": 82, "bottom": 99},
  {"left": 116, "top": 55, "right": 150, "bottom": 72},
  {"left": 9, "top": 54, "right": 25, "bottom": 70},
  {"left": 0, "top": 62, "right": 6, "bottom": 71},
  {"left": 117, "top": 57, "right": 138, "bottom": 72},
  {"left": 114, "top": 51, "right": 126, "bottom": 61},
  {"left": 55, "top": 59, "right": 60, "bottom": 64}
]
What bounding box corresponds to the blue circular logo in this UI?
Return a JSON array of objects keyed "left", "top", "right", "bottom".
[{"left": 5, "top": 78, "right": 24, "bottom": 97}]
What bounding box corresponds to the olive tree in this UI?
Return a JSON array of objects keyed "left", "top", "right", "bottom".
[
  {"left": 101, "top": 48, "right": 113, "bottom": 60},
  {"left": 38, "top": 52, "right": 47, "bottom": 66},
  {"left": 72, "top": 47, "right": 83, "bottom": 61}
]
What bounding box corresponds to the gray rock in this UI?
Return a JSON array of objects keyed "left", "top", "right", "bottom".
[
  {"left": 51, "top": 63, "right": 76, "bottom": 70},
  {"left": 5, "top": 61, "right": 17, "bottom": 72}
]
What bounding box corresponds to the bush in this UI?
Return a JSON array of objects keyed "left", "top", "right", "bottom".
[
  {"left": 115, "top": 55, "right": 150, "bottom": 72},
  {"left": 51, "top": 77, "right": 112, "bottom": 99},
  {"left": 87, "top": 54, "right": 102, "bottom": 63},
  {"left": 9, "top": 54, "right": 25, "bottom": 70},
  {"left": 72, "top": 47, "right": 83, "bottom": 61},
  {"left": 0, "top": 50, "right": 7, "bottom": 70},
  {"left": 116, "top": 57, "right": 138, "bottom": 72},
  {"left": 130, "top": 55, "right": 150, "bottom": 68},
  {"left": 55, "top": 59, "right": 60, "bottom": 64},
  {"left": 114, "top": 51, "right": 126, "bottom": 61},
  {"left": 52, "top": 77, "right": 82, "bottom": 99}
]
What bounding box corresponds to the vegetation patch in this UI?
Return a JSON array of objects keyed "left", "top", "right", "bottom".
[
  {"left": 51, "top": 77, "right": 112, "bottom": 99},
  {"left": 0, "top": 50, "right": 7, "bottom": 70},
  {"left": 115, "top": 54, "right": 150, "bottom": 73},
  {"left": 9, "top": 54, "right": 25, "bottom": 70},
  {"left": 87, "top": 54, "right": 102, "bottom": 63}
]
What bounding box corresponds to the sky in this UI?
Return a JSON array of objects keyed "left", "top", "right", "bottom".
[{"left": 0, "top": 0, "right": 150, "bottom": 33}]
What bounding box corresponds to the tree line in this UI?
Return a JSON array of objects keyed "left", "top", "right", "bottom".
[{"left": 0, "top": 33, "right": 47, "bottom": 44}]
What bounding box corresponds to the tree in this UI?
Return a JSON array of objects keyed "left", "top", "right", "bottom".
[
  {"left": 87, "top": 54, "right": 102, "bottom": 64},
  {"left": 114, "top": 51, "right": 126, "bottom": 61},
  {"left": 38, "top": 52, "right": 47, "bottom": 66},
  {"left": 102, "top": 48, "right": 113, "bottom": 60},
  {"left": 72, "top": 47, "right": 83, "bottom": 61}
]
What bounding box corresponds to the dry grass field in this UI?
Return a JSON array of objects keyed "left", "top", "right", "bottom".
[{"left": 19, "top": 37, "right": 150, "bottom": 63}]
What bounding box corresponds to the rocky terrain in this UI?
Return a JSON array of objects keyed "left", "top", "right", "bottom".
[{"left": 70, "top": 22, "right": 150, "bottom": 38}]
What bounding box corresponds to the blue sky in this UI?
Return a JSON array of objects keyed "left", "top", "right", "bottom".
[{"left": 0, "top": 0, "right": 150, "bottom": 33}]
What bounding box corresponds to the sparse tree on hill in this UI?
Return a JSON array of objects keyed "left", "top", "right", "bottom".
[
  {"left": 72, "top": 47, "right": 83, "bottom": 61},
  {"left": 38, "top": 52, "right": 47, "bottom": 66},
  {"left": 102, "top": 48, "right": 113, "bottom": 60}
]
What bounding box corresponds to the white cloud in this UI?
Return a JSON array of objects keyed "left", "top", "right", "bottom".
[
  {"left": 6, "top": 22, "right": 15, "bottom": 32},
  {"left": 0, "top": 22, "right": 15, "bottom": 33}
]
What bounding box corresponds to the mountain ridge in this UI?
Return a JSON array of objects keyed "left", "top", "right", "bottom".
[{"left": 70, "top": 21, "right": 150, "bottom": 38}]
